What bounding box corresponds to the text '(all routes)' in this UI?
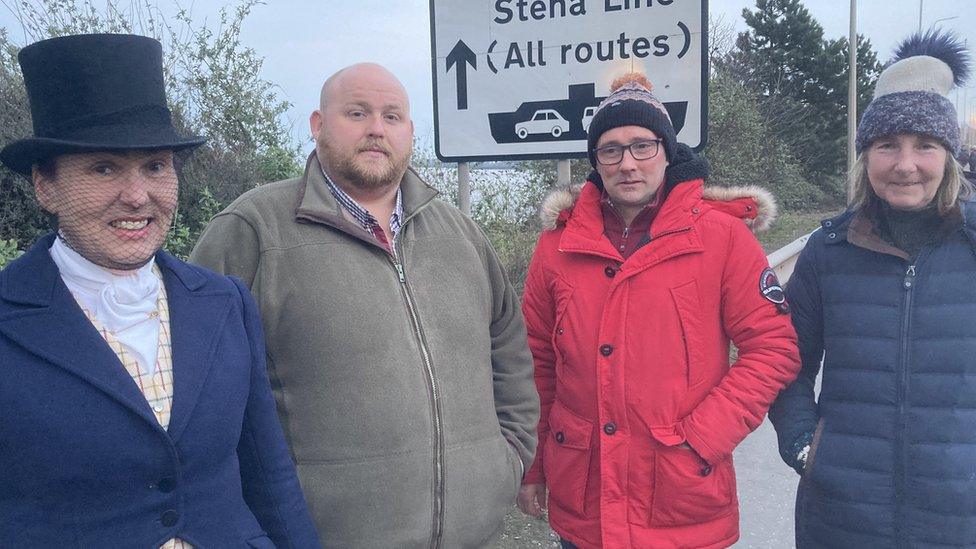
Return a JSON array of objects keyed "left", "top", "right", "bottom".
[{"left": 487, "top": 0, "right": 690, "bottom": 73}]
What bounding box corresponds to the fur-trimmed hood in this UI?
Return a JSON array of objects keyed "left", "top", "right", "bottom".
[{"left": 539, "top": 182, "right": 778, "bottom": 233}]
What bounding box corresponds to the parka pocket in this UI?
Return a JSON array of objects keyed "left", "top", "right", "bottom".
[
  {"left": 550, "top": 280, "right": 575, "bottom": 370},
  {"left": 543, "top": 400, "right": 593, "bottom": 517},
  {"left": 670, "top": 280, "right": 706, "bottom": 387},
  {"left": 649, "top": 444, "right": 735, "bottom": 527}
]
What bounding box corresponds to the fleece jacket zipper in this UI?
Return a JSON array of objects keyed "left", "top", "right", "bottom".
[{"left": 389, "top": 239, "right": 445, "bottom": 549}]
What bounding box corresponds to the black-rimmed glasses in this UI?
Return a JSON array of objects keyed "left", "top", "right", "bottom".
[{"left": 593, "top": 139, "right": 662, "bottom": 165}]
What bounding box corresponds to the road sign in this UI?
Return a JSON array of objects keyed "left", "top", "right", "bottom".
[{"left": 430, "top": 0, "right": 708, "bottom": 162}]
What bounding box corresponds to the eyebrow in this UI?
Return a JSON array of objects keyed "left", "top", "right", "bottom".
[
  {"left": 598, "top": 138, "right": 654, "bottom": 147},
  {"left": 87, "top": 150, "right": 173, "bottom": 161},
  {"left": 344, "top": 101, "right": 406, "bottom": 111}
]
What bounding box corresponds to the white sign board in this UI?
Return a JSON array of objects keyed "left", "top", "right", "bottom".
[{"left": 430, "top": 0, "right": 708, "bottom": 162}]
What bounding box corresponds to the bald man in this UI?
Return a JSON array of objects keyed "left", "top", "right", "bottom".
[{"left": 191, "top": 63, "right": 539, "bottom": 548}]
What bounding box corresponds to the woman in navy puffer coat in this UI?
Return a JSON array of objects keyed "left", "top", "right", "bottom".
[{"left": 769, "top": 31, "right": 976, "bottom": 548}]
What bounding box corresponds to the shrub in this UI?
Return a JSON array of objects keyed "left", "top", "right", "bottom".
[{"left": 0, "top": 238, "right": 20, "bottom": 269}]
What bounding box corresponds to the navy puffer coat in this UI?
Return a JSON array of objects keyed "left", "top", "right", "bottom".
[{"left": 770, "top": 200, "right": 976, "bottom": 548}]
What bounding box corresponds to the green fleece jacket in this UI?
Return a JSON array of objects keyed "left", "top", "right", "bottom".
[{"left": 190, "top": 154, "right": 539, "bottom": 548}]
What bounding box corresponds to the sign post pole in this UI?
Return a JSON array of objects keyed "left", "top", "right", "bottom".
[
  {"left": 458, "top": 162, "right": 471, "bottom": 216},
  {"left": 557, "top": 159, "right": 571, "bottom": 187}
]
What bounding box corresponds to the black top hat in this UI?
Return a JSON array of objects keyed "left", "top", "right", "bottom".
[{"left": 0, "top": 33, "right": 205, "bottom": 176}]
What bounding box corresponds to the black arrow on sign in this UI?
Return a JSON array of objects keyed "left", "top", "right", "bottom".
[{"left": 446, "top": 40, "right": 476, "bottom": 110}]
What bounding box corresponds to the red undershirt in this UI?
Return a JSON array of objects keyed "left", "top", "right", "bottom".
[{"left": 599, "top": 191, "right": 662, "bottom": 259}]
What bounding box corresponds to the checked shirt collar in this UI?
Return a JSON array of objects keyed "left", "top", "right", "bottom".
[{"left": 321, "top": 166, "right": 403, "bottom": 256}]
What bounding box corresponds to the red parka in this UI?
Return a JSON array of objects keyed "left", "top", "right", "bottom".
[{"left": 522, "top": 152, "right": 800, "bottom": 548}]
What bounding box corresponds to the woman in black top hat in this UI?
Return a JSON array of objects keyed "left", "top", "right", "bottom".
[{"left": 0, "top": 34, "right": 320, "bottom": 548}]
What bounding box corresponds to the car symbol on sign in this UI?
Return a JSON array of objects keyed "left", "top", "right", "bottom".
[
  {"left": 581, "top": 106, "right": 597, "bottom": 133},
  {"left": 515, "top": 109, "right": 570, "bottom": 139}
]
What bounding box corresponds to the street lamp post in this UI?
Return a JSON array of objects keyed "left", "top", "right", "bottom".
[
  {"left": 848, "top": 0, "right": 858, "bottom": 202},
  {"left": 931, "top": 16, "right": 960, "bottom": 28}
]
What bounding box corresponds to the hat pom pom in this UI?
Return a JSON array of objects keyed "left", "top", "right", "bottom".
[
  {"left": 610, "top": 72, "right": 654, "bottom": 93},
  {"left": 895, "top": 29, "right": 971, "bottom": 87}
]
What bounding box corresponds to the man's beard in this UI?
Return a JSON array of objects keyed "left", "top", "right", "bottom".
[{"left": 320, "top": 136, "right": 411, "bottom": 191}]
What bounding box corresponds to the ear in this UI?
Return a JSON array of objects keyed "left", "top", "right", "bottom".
[
  {"left": 310, "top": 110, "right": 323, "bottom": 140},
  {"left": 32, "top": 165, "right": 58, "bottom": 215}
]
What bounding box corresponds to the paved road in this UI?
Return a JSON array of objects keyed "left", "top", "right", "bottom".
[{"left": 732, "top": 418, "right": 797, "bottom": 548}]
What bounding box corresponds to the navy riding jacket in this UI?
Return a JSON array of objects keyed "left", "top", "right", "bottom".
[{"left": 0, "top": 235, "right": 320, "bottom": 548}]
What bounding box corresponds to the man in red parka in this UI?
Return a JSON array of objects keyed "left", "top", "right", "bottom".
[{"left": 516, "top": 73, "right": 800, "bottom": 548}]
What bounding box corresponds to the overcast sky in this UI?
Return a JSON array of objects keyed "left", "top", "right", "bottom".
[{"left": 1, "top": 0, "right": 973, "bottom": 153}]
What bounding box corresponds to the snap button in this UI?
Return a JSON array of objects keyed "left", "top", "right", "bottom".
[
  {"left": 603, "top": 422, "right": 617, "bottom": 435},
  {"left": 556, "top": 327, "right": 564, "bottom": 335},
  {"left": 160, "top": 509, "right": 180, "bottom": 527},
  {"left": 158, "top": 477, "right": 176, "bottom": 493},
  {"left": 599, "top": 344, "right": 613, "bottom": 356},
  {"left": 745, "top": 205, "right": 753, "bottom": 211},
  {"left": 827, "top": 232, "right": 836, "bottom": 239},
  {"left": 824, "top": 220, "right": 832, "bottom": 227},
  {"left": 555, "top": 432, "right": 565, "bottom": 443},
  {"left": 604, "top": 266, "right": 616, "bottom": 278},
  {"left": 700, "top": 465, "right": 713, "bottom": 477},
  {"left": 691, "top": 207, "right": 700, "bottom": 214}
]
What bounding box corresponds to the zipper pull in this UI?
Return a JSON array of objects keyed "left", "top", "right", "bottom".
[
  {"left": 622, "top": 226, "right": 630, "bottom": 238},
  {"left": 903, "top": 265, "right": 916, "bottom": 290},
  {"left": 395, "top": 262, "right": 406, "bottom": 283}
]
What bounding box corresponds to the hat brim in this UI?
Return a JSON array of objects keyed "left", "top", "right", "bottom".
[{"left": 0, "top": 132, "right": 206, "bottom": 177}]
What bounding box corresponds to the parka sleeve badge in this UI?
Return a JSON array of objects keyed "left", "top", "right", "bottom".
[{"left": 760, "top": 267, "right": 790, "bottom": 314}]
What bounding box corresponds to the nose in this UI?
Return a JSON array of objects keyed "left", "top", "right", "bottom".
[
  {"left": 117, "top": 172, "right": 151, "bottom": 208},
  {"left": 893, "top": 149, "right": 919, "bottom": 175},
  {"left": 618, "top": 147, "right": 639, "bottom": 171},
  {"left": 366, "top": 113, "right": 387, "bottom": 137}
]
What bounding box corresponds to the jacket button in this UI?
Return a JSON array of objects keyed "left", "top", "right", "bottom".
[
  {"left": 158, "top": 477, "right": 176, "bottom": 493},
  {"left": 700, "top": 465, "right": 713, "bottom": 477},
  {"left": 555, "top": 432, "right": 565, "bottom": 443},
  {"left": 556, "top": 327, "right": 564, "bottom": 335},
  {"left": 692, "top": 207, "right": 700, "bottom": 214},
  {"left": 599, "top": 344, "right": 613, "bottom": 356},
  {"left": 604, "top": 266, "right": 616, "bottom": 278},
  {"left": 160, "top": 509, "right": 180, "bottom": 527},
  {"left": 603, "top": 422, "right": 617, "bottom": 435}
]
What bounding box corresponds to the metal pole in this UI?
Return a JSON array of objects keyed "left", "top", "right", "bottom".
[
  {"left": 918, "top": 0, "right": 923, "bottom": 32},
  {"left": 458, "top": 162, "right": 471, "bottom": 216},
  {"left": 556, "top": 159, "right": 571, "bottom": 187},
  {"left": 848, "top": 0, "right": 858, "bottom": 203}
]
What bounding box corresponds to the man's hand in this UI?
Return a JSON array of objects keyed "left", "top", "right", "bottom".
[{"left": 517, "top": 483, "right": 548, "bottom": 518}]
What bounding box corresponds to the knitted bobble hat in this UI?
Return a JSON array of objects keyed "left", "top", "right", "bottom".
[
  {"left": 586, "top": 72, "right": 677, "bottom": 168},
  {"left": 856, "top": 30, "right": 971, "bottom": 155}
]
